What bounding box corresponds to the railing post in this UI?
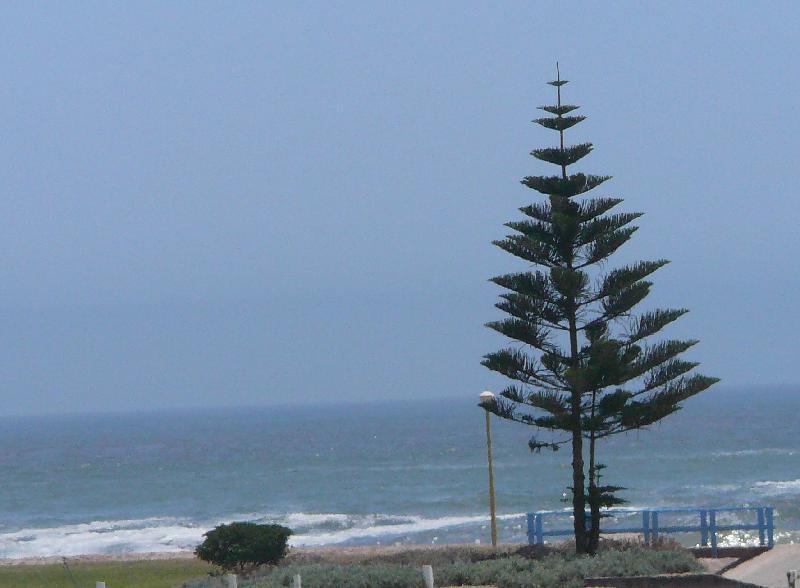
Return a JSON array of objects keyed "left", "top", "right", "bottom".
[
  {"left": 700, "top": 510, "right": 708, "bottom": 546},
  {"left": 652, "top": 512, "right": 659, "bottom": 542},
  {"left": 766, "top": 507, "right": 774, "bottom": 548},
  {"left": 710, "top": 510, "right": 718, "bottom": 557},
  {"left": 525, "top": 505, "right": 772, "bottom": 549},
  {"left": 535, "top": 512, "right": 544, "bottom": 545},
  {"left": 527, "top": 513, "right": 535, "bottom": 544}
]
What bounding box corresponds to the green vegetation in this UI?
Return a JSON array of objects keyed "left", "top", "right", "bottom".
[
  {"left": 184, "top": 541, "right": 701, "bottom": 588},
  {"left": 195, "top": 522, "right": 292, "bottom": 571},
  {"left": 0, "top": 558, "right": 215, "bottom": 588},
  {"left": 482, "top": 66, "right": 718, "bottom": 553},
  {"left": 0, "top": 542, "right": 699, "bottom": 588}
]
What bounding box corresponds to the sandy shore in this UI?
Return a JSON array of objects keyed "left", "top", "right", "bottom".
[
  {"left": 0, "top": 550, "right": 197, "bottom": 566},
  {"left": 1, "top": 536, "right": 656, "bottom": 567},
  {"left": 0, "top": 543, "right": 524, "bottom": 567}
]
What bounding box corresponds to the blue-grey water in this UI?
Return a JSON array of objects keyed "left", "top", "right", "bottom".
[{"left": 1, "top": 385, "right": 798, "bottom": 558}]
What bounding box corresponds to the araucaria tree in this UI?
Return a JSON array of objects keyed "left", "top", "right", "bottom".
[{"left": 481, "top": 69, "right": 719, "bottom": 555}]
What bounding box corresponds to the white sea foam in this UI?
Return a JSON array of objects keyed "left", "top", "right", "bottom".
[
  {"left": 612, "top": 447, "right": 797, "bottom": 462},
  {"left": 281, "top": 513, "right": 354, "bottom": 528},
  {"left": 0, "top": 512, "right": 527, "bottom": 559},
  {"left": 289, "top": 513, "right": 526, "bottom": 546},
  {"left": 2, "top": 504, "right": 796, "bottom": 558},
  {"left": 712, "top": 448, "right": 797, "bottom": 458},
  {"left": 688, "top": 483, "right": 742, "bottom": 493},
  {"left": 0, "top": 518, "right": 205, "bottom": 559},
  {"left": 752, "top": 479, "right": 800, "bottom": 495}
]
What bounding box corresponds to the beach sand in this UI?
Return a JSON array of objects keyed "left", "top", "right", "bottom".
[
  {"left": 0, "top": 535, "right": 655, "bottom": 567},
  {"left": 0, "top": 550, "right": 197, "bottom": 566},
  {"left": 0, "top": 543, "right": 522, "bottom": 567}
]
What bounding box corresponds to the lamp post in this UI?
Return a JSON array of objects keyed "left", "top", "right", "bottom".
[{"left": 479, "top": 390, "right": 498, "bottom": 547}]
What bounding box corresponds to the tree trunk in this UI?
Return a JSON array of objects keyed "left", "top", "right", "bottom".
[
  {"left": 588, "top": 428, "right": 601, "bottom": 554},
  {"left": 568, "top": 314, "right": 587, "bottom": 554},
  {"left": 559, "top": 69, "right": 588, "bottom": 555},
  {"left": 570, "top": 409, "right": 587, "bottom": 553}
]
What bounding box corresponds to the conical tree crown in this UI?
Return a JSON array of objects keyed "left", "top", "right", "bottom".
[{"left": 483, "top": 70, "right": 718, "bottom": 446}]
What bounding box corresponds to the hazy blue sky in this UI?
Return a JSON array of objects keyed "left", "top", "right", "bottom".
[{"left": 1, "top": 2, "right": 798, "bottom": 414}]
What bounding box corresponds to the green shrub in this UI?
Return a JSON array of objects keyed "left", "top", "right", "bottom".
[
  {"left": 435, "top": 547, "right": 700, "bottom": 588},
  {"left": 195, "top": 522, "right": 292, "bottom": 571},
  {"left": 283, "top": 544, "right": 517, "bottom": 567},
  {"left": 246, "top": 563, "right": 426, "bottom": 588},
  {"left": 186, "top": 541, "right": 701, "bottom": 588}
]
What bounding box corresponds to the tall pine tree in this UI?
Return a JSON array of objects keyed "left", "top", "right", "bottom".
[{"left": 482, "top": 67, "right": 719, "bottom": 554}]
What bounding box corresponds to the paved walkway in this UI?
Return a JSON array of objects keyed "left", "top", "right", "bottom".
[{"left": 724, "top": 544, "right": 800, "bottom": 587}]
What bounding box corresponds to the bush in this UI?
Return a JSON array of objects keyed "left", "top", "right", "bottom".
[
  {"left": 195, "top": 522, "right": 292, "bottom": 571},
  {"left": 246, "top": 563, "right": 425, "bottom": 588},
  {"left": 284, "top": 544, "right": 518, "bottom": 567}
]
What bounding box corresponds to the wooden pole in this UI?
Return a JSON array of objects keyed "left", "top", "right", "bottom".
[{"left": 485, "top": 409, "right": 498, "bottom": 547}]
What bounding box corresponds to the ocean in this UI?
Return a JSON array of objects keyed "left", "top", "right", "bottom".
[{"left": 1, "top": 385, "right": 798, "bottom": 559}]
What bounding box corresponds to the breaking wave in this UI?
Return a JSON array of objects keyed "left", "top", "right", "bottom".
[
  {"left": 0, "top": 511, "right": 527, "bottom": 559},
  {"left": 752, "top": 479, "right": 800, "bottom": 496}
]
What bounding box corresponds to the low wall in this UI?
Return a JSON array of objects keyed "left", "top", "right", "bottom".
[
  {"left": 690, "top": 546, "right": 770, "bottom": 560},
  {"left": 585, "top": 573, "right": 764, "bottom": 587}
]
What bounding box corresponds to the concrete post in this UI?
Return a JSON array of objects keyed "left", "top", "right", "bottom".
[{"left": 422, "top": 564, "right": 434, "bottom": 588}]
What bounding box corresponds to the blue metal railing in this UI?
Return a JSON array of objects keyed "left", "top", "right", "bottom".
[{"left": 526, "top": 506, "right": 774, "bottom": 556}]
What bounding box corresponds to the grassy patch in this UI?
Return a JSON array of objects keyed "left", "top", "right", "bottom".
[{"left": 0, "top": 558, "right": 216, "bottom": 588}]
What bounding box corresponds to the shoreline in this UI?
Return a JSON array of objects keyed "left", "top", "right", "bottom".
[
  {"left": 0, "top": 534, "right": 778, "bottom": 567},
  {"left": 0, "top": 550, "right": 197, "bottom": 567},
  {"left": 0, "top": 543, "right": 524, "bottom": 567}
]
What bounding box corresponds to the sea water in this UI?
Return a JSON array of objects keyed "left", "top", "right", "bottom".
[{"left": 1, "top": 385, "right": 798, "bottom": 558}]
